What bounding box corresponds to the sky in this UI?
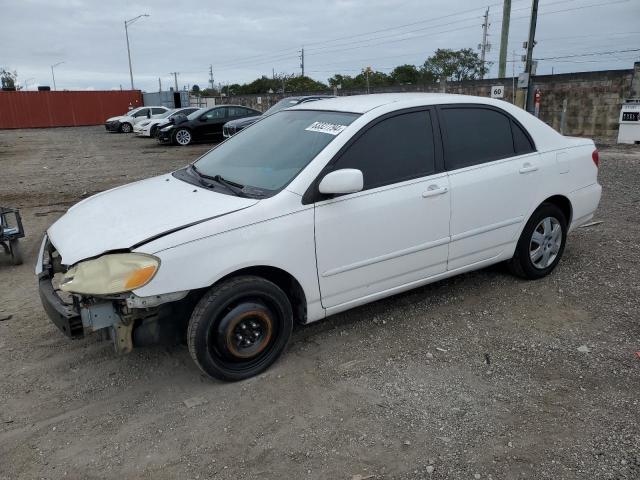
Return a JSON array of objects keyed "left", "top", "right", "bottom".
[{"left": 1, "top": 0, "right": 639, "bottom": 92}]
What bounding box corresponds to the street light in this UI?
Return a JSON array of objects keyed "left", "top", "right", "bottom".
[
  {"left": 124, "top": 14, "right": 149, "bottom": 90},
  {"left": 51, "top": 62, "right": 64, "bottom": 91}
]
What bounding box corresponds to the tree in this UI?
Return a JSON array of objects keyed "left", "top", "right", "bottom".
[
  {"left": 191, "top": 84, "right": 200, "bottom": 94},
  {"left": 422, "top": 48, "right": 488, "bottom": 82},
  {"left": 1, "top": 68, "right": 18, "bottom": 89},
  {"left": 285, "top": 76, "right": 328, "bottom": 93},
  {"left": 390, "top": 64, "right": 421, "bottom": 85}
]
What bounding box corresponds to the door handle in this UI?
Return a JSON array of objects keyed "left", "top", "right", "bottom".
[
  {"left": 422, "top": 185, "right": 448, "bottom": 198},
  {"left": 519, "top": 163, "right": 538, "bottom": 174}
]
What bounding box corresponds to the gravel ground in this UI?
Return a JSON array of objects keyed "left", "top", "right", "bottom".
[{"left": 0, "top": 127, "right": 638, "bottom": 480}]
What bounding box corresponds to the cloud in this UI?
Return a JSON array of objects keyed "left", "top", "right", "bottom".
[{"left": 2, "top": 0, "right": 639, "bottom": 91}]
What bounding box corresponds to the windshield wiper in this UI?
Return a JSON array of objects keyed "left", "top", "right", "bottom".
[{"left": 189, "top": 165, "right": 243, "bottom": 196}]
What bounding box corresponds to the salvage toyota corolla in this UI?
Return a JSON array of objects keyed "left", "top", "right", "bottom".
[{"left": 37, "top": 93, "right": 601, "bottom": 381}]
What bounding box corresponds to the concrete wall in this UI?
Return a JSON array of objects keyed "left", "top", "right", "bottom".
[{"left": 215, "top": 64, "right": 639, "bottom": 140}]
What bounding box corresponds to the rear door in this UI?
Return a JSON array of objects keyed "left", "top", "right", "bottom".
[
  {"left": 314, "top": 109, "right": 450, "bottom": 310},
  {"left": 438, "top": 105, "right": 538, "bottom": 270}
]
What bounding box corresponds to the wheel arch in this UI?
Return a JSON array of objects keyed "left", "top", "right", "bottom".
[
  {"left": 541, "top": 194, "right": 572, "bottom": 226},
  {"left": 211, "top": 265, "right": 308, "bottom": 325}
]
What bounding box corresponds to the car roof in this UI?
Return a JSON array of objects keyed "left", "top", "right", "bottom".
[{"left": 288, "top": 93, "right": 509, "bottom": 114}]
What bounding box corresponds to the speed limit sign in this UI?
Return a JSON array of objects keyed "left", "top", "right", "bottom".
[{"left": 490, "top": 85, "right": 505, "bottom": 99}]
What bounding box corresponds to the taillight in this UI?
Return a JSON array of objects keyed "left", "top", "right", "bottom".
[{"left": 592, "top": 149, "right": 599, "bottom": 168}]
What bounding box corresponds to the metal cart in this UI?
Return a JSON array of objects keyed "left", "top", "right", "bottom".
[{"left": 1, "top": 207, "right": 25, "bottom": 265}]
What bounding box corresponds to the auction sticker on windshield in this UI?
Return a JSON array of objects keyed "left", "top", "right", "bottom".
[{"left": 305, "top": 121, "right": 348, "bottom": 135}]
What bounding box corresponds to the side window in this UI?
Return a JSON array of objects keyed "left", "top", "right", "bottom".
[
  {"left": 204, "top": 108, "right": 226, "bottom": 120},
  {"left": 441, "top": 107, "right": 515, "bottom": 170},
  {"left": 332, "top": 110, "right": 436, "bottom": 190},
  {"left": 512, "top": 120, "right": 535, "bottom": 154},
  {"left": 151, "top": 108, "right": 166, "bottom": 115},
  {"left": 133, "top": 108, "right": 149, "bottom": 118}
]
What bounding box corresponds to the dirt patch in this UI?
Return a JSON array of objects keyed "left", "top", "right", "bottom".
[{"left": 1, "top": 127, "right": 639, "bottom": 479}]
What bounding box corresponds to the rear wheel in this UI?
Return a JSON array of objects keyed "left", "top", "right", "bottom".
[
  {"left": 508, "top": 203, "right": 567, "bottom": 279},
  {"left": 120, "top": 122, "right": 132, "bottom": 133},
  {"left": 9, "top": 239, "right": 22, "bottom": 265},
  {"left": 188, "top": 276, "right": 293, "bottom": 381},
  {"left": 174, "top": 128, "right": 192, "bottom": 146},
  {"left": 150, "top": 125, "right": 158, "bottom": 137}
]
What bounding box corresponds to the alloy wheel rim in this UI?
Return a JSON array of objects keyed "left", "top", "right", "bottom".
[
  {"left": 176, "top": 130, "right": 191, "bottom": 145},
  {"left": 529, "top": 216, "right": 562, "bottom": 269},
  {"left": 122, "top": 123, "right": 131, "bottom": 133}
]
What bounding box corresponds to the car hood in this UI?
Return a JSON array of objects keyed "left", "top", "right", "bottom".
[
  {"left": 105, "top": 115, "right": 131, "bottom": 122},
  {"left": 225, "top": 116, "right": 262, "bottom": 129},
  {"left": 47, "top": 174, "right": 258, "bottom": 266}
]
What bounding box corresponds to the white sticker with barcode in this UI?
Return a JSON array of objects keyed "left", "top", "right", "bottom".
[{"left": 305, "top": 121, "right": 348, "bottom": 135}]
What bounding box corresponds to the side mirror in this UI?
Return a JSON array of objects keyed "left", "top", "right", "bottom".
[
  {"left": 199, "top": 116, "right": 208, "bottom": 122},
  {"left": 318, "top": 169, "right": 363, "bottom": 195}
]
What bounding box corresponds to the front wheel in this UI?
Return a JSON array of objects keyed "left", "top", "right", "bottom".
[
  {"left": 508, "top": 203, "right": 567, "bottom": 279},
  {"left": 188, "top": 276, "right": 293, "bottom": 381},
  {"left": 174, "top": 128, "right": 192, "bottom": 146},
  {"left": 119, "top": 122, "right": 132, "bottom": 133}
]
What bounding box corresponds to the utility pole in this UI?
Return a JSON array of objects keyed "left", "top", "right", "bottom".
[
  {"left": 169, "top": 72, "right": 179, "bottom": 91},
  {"left": 479, "top": 7, "right": 491, "bottom": 80},
  {"left": 158, "top": 77, "right": 162, "bottom": 92},
  {"left": 512, "top": 50, "right": 516, "bottom": 103},
  {"left": 124, "top": 14, "right": 149, "bottom": 90},
  {"left": 209, "top": 64, "right": 214, "bottom": 91},
  {"left": 524, "top": 0, "right": 539, "bottom": 112},
  {"left": 299, "top": 47, "right": 305, "bottom": 77},
  {"left": 498, "top": 0, "right": 511, "bottom": 78},
  {"left": 51, "top": 61, "right": 64, "bottom": 91}
]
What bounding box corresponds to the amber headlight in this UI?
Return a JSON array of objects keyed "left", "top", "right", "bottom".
[{"left": 60, "top": 253, "right": 159, "bottom": 295}]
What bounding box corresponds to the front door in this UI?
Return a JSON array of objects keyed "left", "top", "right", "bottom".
[
  {"left": 314, "top": 109, "right": 450, "bottom": 310},
  {"left": 194, "top": 107, "right": 228, "bottom": 141}
]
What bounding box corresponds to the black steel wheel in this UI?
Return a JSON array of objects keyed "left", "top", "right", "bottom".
[
  {"left": 188, "top": 276, "right": 293, "bottom": 381},
  {"left": 508, "top": 203, "right": 567, "bottom": 280}
]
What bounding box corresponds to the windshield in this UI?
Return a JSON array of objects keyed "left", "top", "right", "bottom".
[
  {"left": 156, "top": 109, "right": 175, "bottom": 119},
  {"left": 263, "top": 98, "right": 303, "bottom": 116},
  {"left": 192, "top": 110, "right": 358, "bottom": 193},
  {"left": 187, "top": 108, "right": 208, "bottom": 120},
  {"left": 125, "top": 107, "right": 143, "bottom": 116}
]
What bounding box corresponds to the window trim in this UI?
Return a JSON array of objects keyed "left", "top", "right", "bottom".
[
  {"left": 302, "top": 106, "right": 444, "bottom": 205},
  {"left": 435, "top": 103, "right": 536, "bottom": 172}
]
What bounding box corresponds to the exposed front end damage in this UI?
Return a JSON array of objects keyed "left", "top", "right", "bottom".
[{"left": 36, "top": 236, "right": 192, "bottom": 353}]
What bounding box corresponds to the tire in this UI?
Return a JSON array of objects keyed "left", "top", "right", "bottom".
[
  {"left": 174, "top": 128, "right": 192, "bottom": 146},
  {"left": 9, "top": 239, "right": 23, "bottom": 265},
  {"left": 150, "top": 125, "right": 158, "bottom": 138},
  {"left": 188, "top": 275, "right": 293, "bottom": 381},
  {"left": 508, "top": 203, "right": 567, "bottom": 280},
  {"left": 120, "top": 122, "right": 132, "bottom": 133}
]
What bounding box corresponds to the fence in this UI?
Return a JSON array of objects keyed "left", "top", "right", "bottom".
[
  {"left": 0, "top": 90, "right": 143, "bottom": 129},
  {"left": 214, "top": 63, "right": 640, "bottom": 140}
]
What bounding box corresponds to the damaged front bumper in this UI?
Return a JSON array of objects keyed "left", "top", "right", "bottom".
[{"left": 36, "top": 235, "right": 189, "bottom": 353}]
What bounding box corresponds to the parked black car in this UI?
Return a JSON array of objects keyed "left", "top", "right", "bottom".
[
  {"left": 222, "top": 95, "right": 335, "bottom": 138},
  {"left": 157, "top": 105, "right": 261, "bottom": 146}
]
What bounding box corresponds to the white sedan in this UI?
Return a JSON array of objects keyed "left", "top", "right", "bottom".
[
  {"left": 133, "top": 107, "right": 199, "bottom": 137},
  {"left": 104, "top": 106, "right": 171, "bottom": 133},
  {"left": 38, "top": 93, "right": 601, "bottom": 381}
]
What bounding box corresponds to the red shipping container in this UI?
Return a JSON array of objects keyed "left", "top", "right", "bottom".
[{"left": 0, "top": 90, "right": 144, "bottom": 129}]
